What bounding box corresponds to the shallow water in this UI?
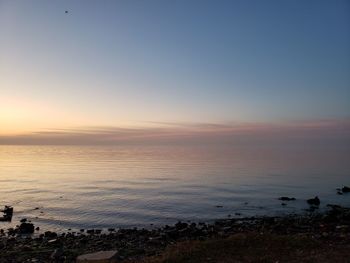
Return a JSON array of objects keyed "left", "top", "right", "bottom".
[{"left": 0, "top": 145, "right": 349, "bottom": 232}]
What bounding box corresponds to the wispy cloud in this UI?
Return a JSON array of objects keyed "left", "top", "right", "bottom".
[{"left": 1, "top": 119, "right": 349, "bottom": 146}]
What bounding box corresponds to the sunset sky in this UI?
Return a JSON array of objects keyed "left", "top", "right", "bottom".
[{"left": 1, "top": 0, "right": 349, "bottom": 143}]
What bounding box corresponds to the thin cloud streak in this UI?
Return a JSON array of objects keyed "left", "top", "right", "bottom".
[{"left": 1, "top": 119, "right": 349, "bottom": 146}]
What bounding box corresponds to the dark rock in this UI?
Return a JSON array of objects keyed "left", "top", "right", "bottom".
[
  {"left": 51, "top": 247, "right": 64, "bottom": 260},
  {"left": 342, "top": 186, "right": 350, "bottom": 193},
  {"left": 175, "top": 221, "right": 188, "bottom": 230},
  {"left": 22, "top": 245, "right": 33, "bottom": 251},
  {"left": 278, "top": 197, "right": 296, "bottom": 201},
  {"left": 20, "top": 218, "right": 27, "bottom": 223},
  {"left": 19, "top": 222, "right": 35, "bottom": 234},
  {"left": 44, "top": 231, "right": 57, "bottom": 238},
  {"left": 35, "top": 227, "right": 40, "bottom": 231},
  {"left": 86, "top": 229, "right": 95, "bottom": 234},
  {"left": 307, "top": 196, "right": 320, "bottom": 206}
]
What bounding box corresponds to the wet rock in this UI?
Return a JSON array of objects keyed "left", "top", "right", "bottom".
[
  {"left": 342, "top": 186, "right": 350, "bottom": 193},
  {"left": 19, "top": 222, "right": 35, "bottom": 234},
  {"left": 44, "top": 231, "right": 57, "bottom": 238},
  {"left": 87, "top": 229, "right": 95, "bottom": 234},
  {"left": 307, "top": 196, "right": 320, "bottom": 206},
  {"left": 175, "top": 221, "right": 188, "bottom": 230},
  {"left": 278, "top": 197, "right": 296, "bottom": 201},
  {"left": 76, "top": 250, "right": 119, "bottom": 263}
]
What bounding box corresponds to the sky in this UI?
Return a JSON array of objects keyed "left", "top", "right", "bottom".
[{"left": 0, "top": 0, "right": 349, "bottom": 144}]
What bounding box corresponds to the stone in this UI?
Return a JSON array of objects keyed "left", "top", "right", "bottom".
[
  {"left": 76, "top": 250, "right": 118, "bottom": 263},
  {"left": 307, "top": 196, "right": 320, "bottom": 206},
  {"left": 342, "top": 186, "right": 350, "bottom": 193},
  {"left": 87, "top": 229, "right": 95, "bottom": 234},
  {"left": 51, "top": 247, "right": 64, "bottom": 260},
  {"left": 19, "top": 222, "right": 34, "bottom": 234},
  {"left": 278, "top": 197, "right": 296, "bottom": 201}
]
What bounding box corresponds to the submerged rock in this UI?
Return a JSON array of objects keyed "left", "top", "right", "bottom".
[
  {"left": 307, "top": 196, "right": 320, "bottom": 206},
  {"left": 278, "top": 197, "right": 296, "bottom": 201}
]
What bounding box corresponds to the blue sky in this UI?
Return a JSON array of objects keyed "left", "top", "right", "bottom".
[{"left": 0, "top": 0, "right": 349, "bottom": 137}]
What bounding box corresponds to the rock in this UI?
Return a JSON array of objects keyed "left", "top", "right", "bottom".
[
  {"left": 307, "top": 196, "right": 320, "bottom": 206},
  {"left": 19, "top": 222, "right": 34, "bottom": 234},
  {"left": 35, "top": 227, "right": 40, "bottom": 231},
  {"left": 20, "top": 218, "right": 27, "bottom": 223},
  {"left": 87, "top": 229, "right": 95, "bottom": 234},
  {"left": 342, "top": 186, "right": 350, "bottom": 193},
  {"left": 51, "top": 247, "right": 64, "bottom": 260},
  {"left": 47, "top": 238, "right": 58, "bottom": 244},
  {"left": 44, "top": 231, "right": 58, "bottom": 238},
  {"left": 175, "top": 221, "right": 188, "bottom": 230},
  {"left": 278, "top": 197, "right": 296, "bottom": 201},
  {"left": 22, "top": 245, "right": 33, "bottom": 251},
  {"left": 76, "top": 250, "right": 118, "bottom": 263}
]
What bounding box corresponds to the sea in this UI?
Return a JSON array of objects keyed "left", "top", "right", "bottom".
[{"left": 0, "top": 144, "right": 349, "bottom": 232}]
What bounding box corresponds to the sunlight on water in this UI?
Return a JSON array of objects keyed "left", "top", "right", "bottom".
[{"left": 0, "top": 145, "right": 349, "bottom": 232}]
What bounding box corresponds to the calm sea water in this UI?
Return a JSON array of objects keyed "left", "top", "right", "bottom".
[{"left": 0, "top": 145, "right": 349, "bottom": 232}]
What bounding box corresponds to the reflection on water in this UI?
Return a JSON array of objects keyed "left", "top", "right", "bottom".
[{"left": 0, "top": 145, "right": 349, "bottom": 232}]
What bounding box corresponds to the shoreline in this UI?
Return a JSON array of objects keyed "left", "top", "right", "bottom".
[{"left": 0, "top": 204, "right": 349, "bottom": 262}]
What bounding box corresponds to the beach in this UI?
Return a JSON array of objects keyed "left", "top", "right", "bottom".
[{"left": 0, "top": 204, "right": 349, "bottom": 262}]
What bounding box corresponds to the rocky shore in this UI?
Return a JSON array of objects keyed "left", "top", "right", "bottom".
[{"left": 0, "top": 203, "right": 349, "bottom": 262}]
